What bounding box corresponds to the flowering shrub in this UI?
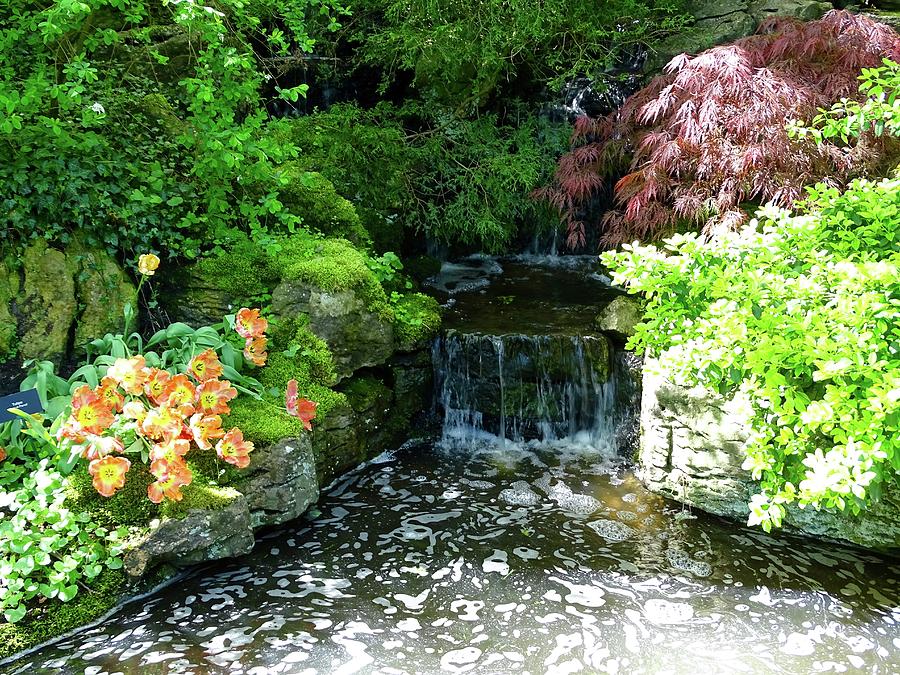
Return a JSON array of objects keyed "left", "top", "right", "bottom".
[{"left": 602, "top": 177, "right": 900, "bottom": 531}]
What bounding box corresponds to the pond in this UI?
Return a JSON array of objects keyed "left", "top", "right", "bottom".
[{"left": 10, "top": 438, "right": 900, "bottom": 674}]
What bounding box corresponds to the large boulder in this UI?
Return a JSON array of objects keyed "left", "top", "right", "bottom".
[
  {"left": 638, "top": 358, "right": 900, "bottom": 553},
  {"left": 272, "top": 280, "right": 395, "bottom": 380},
  {"left": 232, "top": 436, "right": 319, "bottom": 528},
  {"left": 0, "top": 241, "right": 136, "bottom": 368},
  {"left": 123, "top": 492, "right": 255, "bottom": 578}
]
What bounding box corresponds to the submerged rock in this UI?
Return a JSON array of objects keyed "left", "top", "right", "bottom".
[{"left": 638, "top": 358, "right": 900, "bottom": 553}]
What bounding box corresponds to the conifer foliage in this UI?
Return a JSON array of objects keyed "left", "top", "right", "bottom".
[{"left": 539, "top": 11, "right": 900, "bottom": 248}]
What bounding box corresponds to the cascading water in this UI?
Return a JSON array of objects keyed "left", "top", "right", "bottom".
[{"left": 434, "top": 331, "right": 639, "bottom": 450}]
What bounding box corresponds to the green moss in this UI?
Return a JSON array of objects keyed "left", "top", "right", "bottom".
[
  {"left": 66, "top": 463, "right": 159, "bottom": 529},
  {"left": 190, "top": 233, "right": 277, "bottom": 302},
  {"left": 186, "top": 448, "right": 244, "bottom": 486},
  {"left": 0, "top": 256, "right": 20, "bottom": 359},
  {"left": 0, "top": 568, "right": 128, "bottom": 661},
  {"left": 275, "top": 164, "right": 372, "bottom": 248},
  {"left": 277, "top": 238, "right": 392, "bottom": 319},
  {"left": 159, "top": 480, "right": 242, "bottom": 520},
  {"left": 341, "top": 376, "right": 392, "bottom": 414},
  {"left": 392, "top": 292, "right": 442, "bottom": 347}
]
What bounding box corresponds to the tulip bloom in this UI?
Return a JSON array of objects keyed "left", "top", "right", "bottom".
[
  {"left": 216, "top": 428, "right": 254, "bottom": 468},
  {"left": 161, "top": 374, "right": 196, "bottom": 413},
  {"left": 95, "top": 376, "right": 124, "bottom": 412},
  {"left": 89, "top": 455, "right": 131, "bottom": 497},
  {"left": 138, "top": 253, "right": 160, "bottom": 276},
  {"left": 141, "top": 406, "right": 184, "bottom": 441},
  {"left": 107, "top": 356, "right": 148, "bottom": 395},
  {"left": 147, "top": 462, "right": 193, "bottom": 503},
  {"left": 144, "top": 368, "right": 171, "bottom": 405},
  {"left": 188, "top": 349, "right": 223, "bottom": 382},
  {"left": 235, "top": 307, "right": 267, "bottom": 339},
  {"left": 195, "top": 379, "right": 238, "bottom": 415},
  {"left": 82, "top": 434, "right": 124, "bottom": 461},
  {"left": 71, "top": 386, "right": 115, "bottom": 435},
  {"left": 243, "top": 336, "right": 268, "bottom": 367},
  {"left": 286, "top": 379, "right": 318, "bottom": 431},
  {"left": 189, "top": 413, "right": 225, "bottom": 450}
]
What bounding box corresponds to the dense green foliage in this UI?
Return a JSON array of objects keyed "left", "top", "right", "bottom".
[
  {"left": 343, "top": 0, "right": 688, "bottom": 110},
  {"left": 603, "top": 178, "right": 900, "bottom": 531},
  {"left": 0, "top": 0, "right": 343, "bottom": 258},
  {"left": 275, "top": 102, "right": 569, "bottom": 252}
]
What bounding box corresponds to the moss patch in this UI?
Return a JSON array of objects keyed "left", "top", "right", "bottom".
[
  {"left": 0, "top": 568, "right": 128, "bottom": 662},
  {"left": 66, "top": 463, "right": 159, "bottom": 529},
  {"left": 159, "top": 480, "right": 243, "bottom": 520},
  {"left": 274, "top": 164, "right": 372, "bottom": 248},
  {"left": 393, "top": 292, "right": 442, "bottom": 348}
]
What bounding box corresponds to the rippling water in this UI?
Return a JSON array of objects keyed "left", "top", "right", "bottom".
[{"left": 10, "top": 439, "right": 900, "bottom": 674}]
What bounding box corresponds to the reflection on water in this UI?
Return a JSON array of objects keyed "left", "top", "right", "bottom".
[{"left": 9, "top": 439, "right": 900, "bottom": 674}]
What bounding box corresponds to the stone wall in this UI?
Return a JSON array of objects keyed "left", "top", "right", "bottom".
[{"left": 638, "top": 359, "right": 900, "bottom": 554}]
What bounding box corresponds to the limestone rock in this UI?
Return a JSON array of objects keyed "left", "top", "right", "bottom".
[
  {"left": 123, "top": 494, "right": 255, "bottom": 578},
  {"left": 595, "top": 296, "right": 642, "bottom": 340},
  {"left": 272, "top": 280, "right": 395, "bottom": 380},
  {"left": 232, "top": 436, "right": 319, "bottom": 528},
  {"left": 638, "top": 357, "right": 900, "bottom": 553},
  {"left": 311, "top": 401, "right": 364, "bottom": 485}
]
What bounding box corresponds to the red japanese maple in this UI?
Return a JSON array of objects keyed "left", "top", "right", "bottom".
[{"left": 538, "top": 10, "right": 900, "bottom": 248}]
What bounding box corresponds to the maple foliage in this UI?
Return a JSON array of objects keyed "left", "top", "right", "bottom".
[{"left": 538, "top": 10, "right": 900, "bottom": 248}]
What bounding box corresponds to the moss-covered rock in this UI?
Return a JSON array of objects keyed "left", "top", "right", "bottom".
[
  {"left": 70, "top": 243, "right": 136, "bottom": 350},
  {"left": 16, "top": 241, "right": 78, "bottom": 364},
  {"left": 274, "top": 164, "right": 372, "bottom": 247},
  {"left": 393, "top": 292, "right": 442, "bottom": 351},
  {"left": 0, "top": 257, "right": 20, "bottom": 361},
  {"left": 595, "top": 295, "right": 642, "bottom": 341}
]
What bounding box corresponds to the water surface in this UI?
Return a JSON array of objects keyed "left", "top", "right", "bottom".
[{"left": 12, "top": 439, "right": 900, "bottom": 674}]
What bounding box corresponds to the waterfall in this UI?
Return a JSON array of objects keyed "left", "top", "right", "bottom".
[{"left": 433, "top": 330, "right": 640, "bottom": 451}]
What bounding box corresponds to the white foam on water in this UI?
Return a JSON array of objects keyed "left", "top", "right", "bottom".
[
  {"left": 587, "top": 519, "right": 635, "bottom": 542},
  {"left": 643, "top": 599, "right": 695, "bottom": 625}
]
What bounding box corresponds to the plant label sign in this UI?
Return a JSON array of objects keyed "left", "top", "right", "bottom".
[{"left": 0, "top": 389, "right": 43, "bottom": 423}]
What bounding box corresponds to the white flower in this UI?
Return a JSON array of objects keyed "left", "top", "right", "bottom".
[{"left": 90, "top": 102, "right": 105, "bottom": 115}]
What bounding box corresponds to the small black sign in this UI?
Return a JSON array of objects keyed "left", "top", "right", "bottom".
[{"left": 0, "top": 389, "right": 44, "bottom": 424}]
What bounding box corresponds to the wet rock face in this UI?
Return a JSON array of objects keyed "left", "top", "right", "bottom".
[
  {"left": 638, "top": 359, "right": 900, "bottom": 553},
  {"left": 595, "top": 296, "right": 642, "bottom": 341},
  {"left": 272, "top": 281, "right": 395, "bottom": 380},
  {"left": 125, "top": 436, "right": 320, "bottom": 577},
  {"left": 233, "top": 436, "right": 319, "bottom": 528},
  {"left": 124, "top": 494, "right": 255, "bottom": 578}
]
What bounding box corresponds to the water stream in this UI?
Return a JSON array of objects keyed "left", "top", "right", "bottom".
[{"left": 8, "top": 257, "right": 900, "bottom": 674}]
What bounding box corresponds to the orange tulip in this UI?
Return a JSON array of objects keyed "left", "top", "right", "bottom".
[
  {"left": 160, "top": 374, "right": 196, "bottom": 414},
  {"left": 147, "top": 461, "right": 192, "bottom": 504},
  {"left": 143, "top": 368, "right": 172, "bottom": 405},
  {"left": 71, "top": 385, "right": 114, "bottom": 435},
  {"left": 149, "top": 438, "right": 191, "bottom": 477},
  {"left": 286, "top": 379, "right": 318, "bottom": 431},
  {"left": 188, "top": 349, "right": 224, "bottom": 383},
  {"left": 82, "top": 434, "right": 124, "bottom": 461},
  {"left": 235, "top": 307, "right": 267, "bottom": 339},
  {"left": 195, "top": 379, "right": 238, "bottom": 415},
  {"left": 141, "top": 406, "right": 184, "bottom": 441},
  {"left": 189, "top": 413, "right": 225, "bottom": 451},
  {"left": 243, "top": 336, "right": 268, "bottom": 367},
  {"left": 215, "top": 428, "right": 254, "bottom": 469},
  {"left": 95, "top": 376, "right": 124, "bottom": 413},
  {"left": 107, "top": 356, "right": 148, "bottom": 395},
  {"left": 88, "top": 455, "right": 131, "bottom": 497}
]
